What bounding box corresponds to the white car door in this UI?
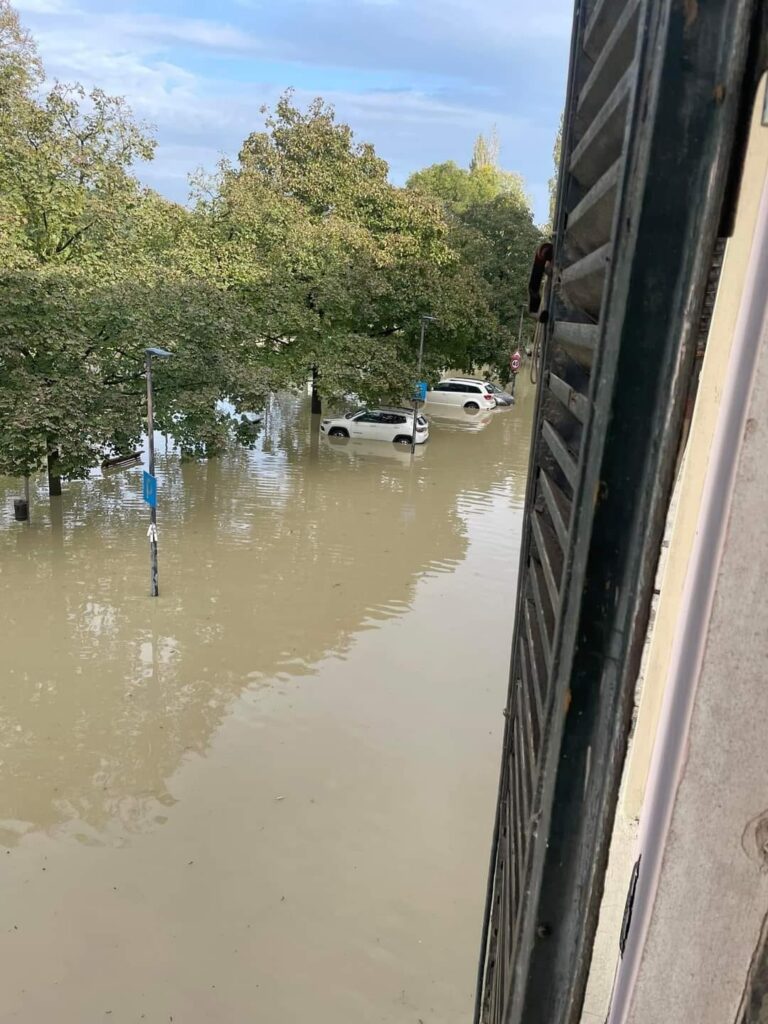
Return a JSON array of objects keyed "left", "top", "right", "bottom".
[
  {"left": 463, "top": 384, "right": 484, "bottom": 406},
  {"left": 382, "top": 412, "right": 411, "bottom": 440},
  {"left": 428, "top": 382, "right": 454, "bottom": 406},
  {"left": 448, "top": 383, "right": 469, "bottom": 407},
  {"left": 350, "top": 411, "right": 387, "bottom": 439}
]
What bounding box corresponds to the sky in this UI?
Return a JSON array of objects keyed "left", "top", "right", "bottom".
[{"left": 13, "top": 0, "right": 573, "bottom": 223}]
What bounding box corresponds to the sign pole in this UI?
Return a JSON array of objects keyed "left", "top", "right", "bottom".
[
  {"left": 516, "top": 301, "right": 525, "bottom": 351},
  {"left": 510, "top": 348, "right": 522, "bottom": 399},
  {"left": 146, "top": 352, "right": 159, "bottom": 597},
  {"left": 411, "top": 317, "right": 428, "bottom": 456}
]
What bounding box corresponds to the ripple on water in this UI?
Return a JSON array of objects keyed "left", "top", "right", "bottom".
[
  {"left": 0, "top": 385, "right": 537, "bottom": 1024},
  {"left": 0, "top": 389, "right": 534, "bottom": 843}
]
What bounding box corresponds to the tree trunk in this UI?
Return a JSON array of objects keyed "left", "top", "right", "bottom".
[
  {"left": 311, "top": 365, "right": 322, "bottom": 415},
  {"left": 47, "top": 449, "right": 62, "bottom": 497}
]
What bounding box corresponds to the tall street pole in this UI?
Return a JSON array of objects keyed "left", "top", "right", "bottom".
[
  {"left": 516, "top": 301, "right": 526, "bottom": 351},
  {"left": 411, "top": 318, "right": 427, "bottom": 456},
  {"left": 411, "top": 315, "right": 437, "bottom": 455},
  {"left": 146, "top": 351, "right": 159, "bottom": 597},
  {"left": 145, "top": 347, "right": 173, "bottom": 597}
]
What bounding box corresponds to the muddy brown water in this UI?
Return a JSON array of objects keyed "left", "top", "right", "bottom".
[{"left": 0, "top": 382, "right": 534, "bottom": 1023}]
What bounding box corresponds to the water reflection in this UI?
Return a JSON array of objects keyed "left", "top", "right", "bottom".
[
  {"left": 0, "top": 386, "right": 534, "bottom": 842},
  {"left": 422, "top": 403, "right": 495, "bottom": 431}
]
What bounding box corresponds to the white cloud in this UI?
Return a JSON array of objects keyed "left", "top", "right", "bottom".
[
  {"left": 13, "top": 0, "right": 72, "bottom": 11},
  {"left": 15, "top": 0, "right": 568, "bottom": 220},
  {"left": 235, "top": 0, "right": 571, "bottom": 44},
  {"left": 102, "top": 13, "right": 265, "bottom": 54}
]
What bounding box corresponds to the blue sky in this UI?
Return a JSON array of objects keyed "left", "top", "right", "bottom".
[{"left": 14, "top": 0, "right": 572, "bottom": 222}]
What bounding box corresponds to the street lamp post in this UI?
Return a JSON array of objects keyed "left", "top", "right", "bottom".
[
  {"left": 412, "top": 314, "right": 437, "bottom": 455},
  {"left": 145, "top": 347, "right": 173, "bottom": 597},
  {"left": 516, "top": 301, "right": 526, "bottom": 351}
]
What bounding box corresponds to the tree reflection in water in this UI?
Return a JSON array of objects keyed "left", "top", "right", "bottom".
[{"left": 0, "top": 389, "right": 533, "bottom": 842}]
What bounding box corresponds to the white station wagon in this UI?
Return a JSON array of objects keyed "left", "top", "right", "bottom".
[
  {"left": 320, "top": 408, "right": 430, "bottom": 445},
  {"left": 425, "top": 378, "right": 497, "bottom": 410}
]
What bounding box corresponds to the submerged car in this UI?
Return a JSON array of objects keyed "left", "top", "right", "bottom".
[
  {"left": 481, "top": 381, "right": 515, "bottom": 407},
  {"left": 320, "top": 408, "right": 430, "bottom": 445},
  {"left": 425, "top": 378, "right": 497, "bottom": 410},
  {"left": 447, "top": 377, "right": 515, "bottom": 407}
]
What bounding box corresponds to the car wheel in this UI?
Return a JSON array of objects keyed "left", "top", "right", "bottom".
[
  {"left": 464, "top": 402, "right": 480, "bottom": 410},
  {"left": 328, "top": 427, "right": 349, "bottom": 438},
  {"left": 394, "top": 435, "right": 412, "bottom": 445}
]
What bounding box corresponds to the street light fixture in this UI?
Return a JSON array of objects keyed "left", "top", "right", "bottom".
[
  {"left": 412, "top": 315, "right": 438, "bottom": 455},
  {"left": 145, "top": 347, "right": 173, "bottom": 597}
]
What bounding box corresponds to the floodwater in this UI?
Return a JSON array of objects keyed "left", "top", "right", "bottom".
[{"left": 0, "top": 381, "right": 534, "bottom": 1024}]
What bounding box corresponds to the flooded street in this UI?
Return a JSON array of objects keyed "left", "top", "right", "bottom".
[{"left": 0, "top": 382, "right": 533, "bottom": 1024}]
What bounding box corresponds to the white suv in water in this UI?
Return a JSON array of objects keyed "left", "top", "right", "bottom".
[
  {"left": 425, "top": 379, "right": 497, "bottom": 410},
  {"left": 320, "top": 408, "right": 430, "bottom": 445}
]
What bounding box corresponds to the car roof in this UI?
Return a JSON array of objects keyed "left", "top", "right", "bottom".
[
  {"left": 347, "top": 407, "right": 426, "bottom": 417},
  {"left": 442, "top": 377, "right": 491, "bottom": 385}
]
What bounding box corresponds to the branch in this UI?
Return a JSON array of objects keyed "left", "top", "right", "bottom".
[{"left": 55, "top": 221, "right": 95, "bottom": 255}]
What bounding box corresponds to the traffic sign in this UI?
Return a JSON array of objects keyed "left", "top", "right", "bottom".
[
  {"left": 142, "top": 471, "right": 157, "bottom": 508},
  {"left": 414, "top": 380, "right": 428, "bottom": 402}
]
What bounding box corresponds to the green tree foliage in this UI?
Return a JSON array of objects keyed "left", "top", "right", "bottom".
[
  {"left": 407, "top": 137, "right": 529, "bottom": 214},
  {"left": 406, "top": 131, "right": 542, "bottom": 375},
  {"left": 1, "top": 85, "right": 155, "bottom": 268},
  {"left": 0, "top": 0, "right": 40, "bottom": 267},
  {"left": 0, "top": 3, "right": 267, "bottom": 477},
  {"left": 0, "top": 2, "right": 534, "bottom": 493},
  {"left": 470, "top": 127, "right": 500, "bottom": 171},
  {"left": 548, "top": 113, "right": 563, "bottom": 230},
  {"left": 197, "top": 94, "right": 499, "bottom": 405}
]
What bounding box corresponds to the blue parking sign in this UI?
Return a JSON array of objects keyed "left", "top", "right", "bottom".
[
  {"left": 415, "top": 380, "right": 428, "bottom": 402},
  {"left": 142, "top": 471, "right": 157, "bottom": 508}
]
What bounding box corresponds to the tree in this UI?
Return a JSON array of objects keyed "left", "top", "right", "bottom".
[
  {"left": 548, "top": 113, "right": 563, "bottom": 231},
  {"left": 0, "top": 7, "right": 516, "bottom": 493},
  {"left": 0, "top": 257, "right": 281, "bottom": 479},
  {"left": 470, "top": 127, "right": 500, "bottom": 171},
  {"left": 0, "top": 82, "right": 155, "bottom": 269},
  {"left": 458, "top": 195, "right": 542, "bottom": 373},
  {"left": 0, "top": 7, "right": 273, "bottom": 481},
  {"left": 0, "top": 0, "right": 42, "bottom": 268},
  {"left": 0, "top": 38, "right": 160, "bottom": 486},
  {"left": 202, "top": 94, "right": 499, "bottom": 407},
  {"left": 0, "top": 0, "right": 41, "bottom": 107},
  {"left": 407, "top": 135, "right": 542, "bottom": 376},
  {"left": 407, "top": 157, "right": 528, "bottom": 214}
]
